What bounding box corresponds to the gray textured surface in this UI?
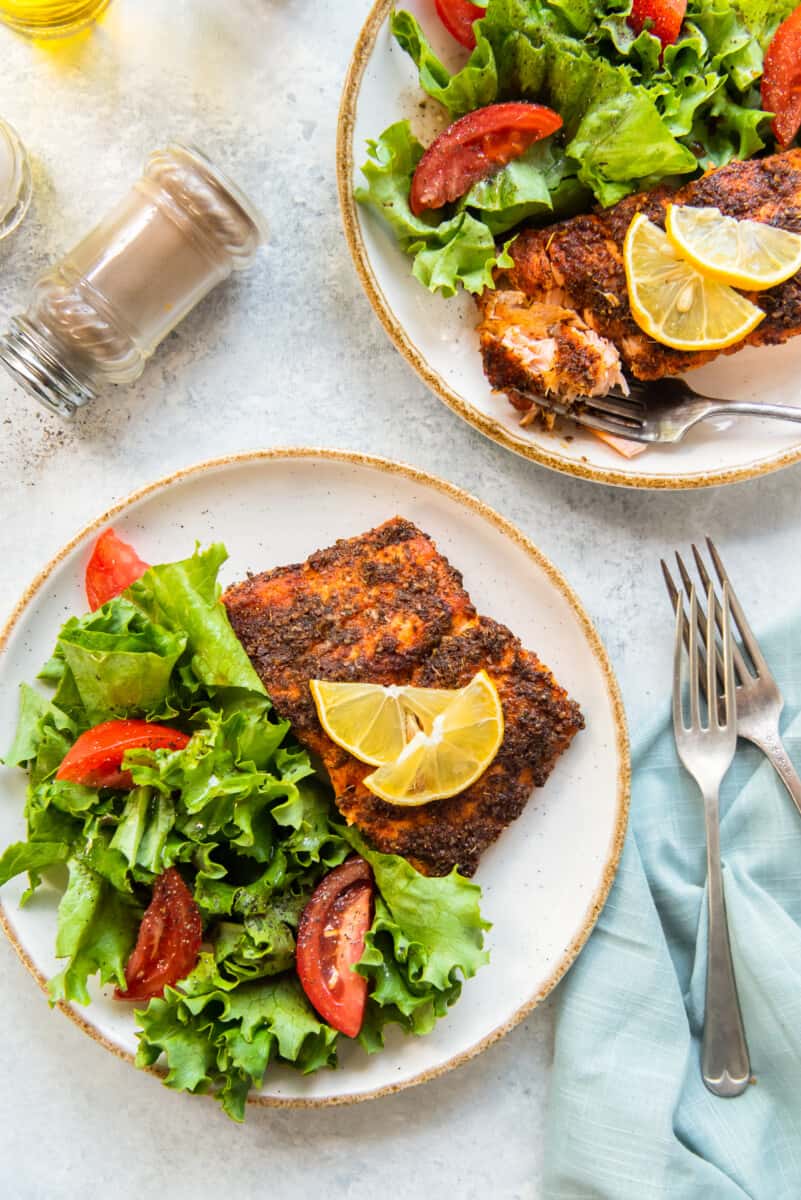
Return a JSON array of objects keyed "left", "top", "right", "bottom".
[{"left": 1, "top": 2, "right": 801, "bottom": 1197}]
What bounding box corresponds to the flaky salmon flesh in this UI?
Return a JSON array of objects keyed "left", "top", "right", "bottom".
[
  {"left": 223, "top": 518, "right": 583, "bottom": 877},
  {"left": 478, "top": 149, "right": 801, "bottom": 419}
]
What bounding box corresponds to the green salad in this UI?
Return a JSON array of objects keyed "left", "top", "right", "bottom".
[
  {"left": 357, "top": 0, "right": 796, "bottom": 297},
  {"left": 0, "top": 544, "right": 489, "bottom": 1120}
]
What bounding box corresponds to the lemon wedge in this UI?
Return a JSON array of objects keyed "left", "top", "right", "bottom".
[
  {"left": 624, "top": 213, "right": 765, "bottom": 352},
  {"left": 665, "top": 204, "right": 801, "bottom": 291},
  {"left": 310, "top": 678, "right": 460, "bottom": 767},
  {"left": 363, "top": 670, "right": 504, "bottom": 807}
]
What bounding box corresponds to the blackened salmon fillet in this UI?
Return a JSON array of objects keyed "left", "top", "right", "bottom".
[
  {"left": 478, "top": 149, "right": 801, "bottom": 415},
  {"left": 223, "top": 518, "right": 583, "bottom": 876}
]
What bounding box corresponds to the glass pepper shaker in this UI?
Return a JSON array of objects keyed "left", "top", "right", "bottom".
[{"left": 0, "top": 143, "right": 266, "bottom": 417}]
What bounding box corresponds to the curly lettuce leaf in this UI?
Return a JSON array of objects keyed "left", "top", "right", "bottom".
[
  {"left": 358, "top": 895, "right": 463, "bottom": 1050},
  {"left": 126, "top": 544, "right": 265, "bottom": 696},
  {"left": 460, "top": 138, "right": 589, "bottom": 233},
  {"left": 52, "top": 601, "right": 186, "bottom": 724},
  {"left": 345, "top": 827, "right": 490, "bottom": 991},
  {"left": 212, "top": 891, "right": 306, "bottom": 983},
  {"left": 356, "top": 120, "right": 514, "bottom": 296},
  {"left": 0, "top": 839, "right": 71, "bottom": 890},
  {"left": 48, "top": 855, "right": 141, "bottom": 1005},
  {"left": 569, "top": 88, "right": 698, "bottom": 205},
  {"left": 135, "top": 962, "right": 339, "bottom": 1121},
  {"left": 734, "top": 0, "right": 795, "bottom": 48},
  {"left": 4, "top": 683, "right": 77, "bottom": 784},
  {"left": 391, "top": 9, "right": 498, "bottom": 119}
]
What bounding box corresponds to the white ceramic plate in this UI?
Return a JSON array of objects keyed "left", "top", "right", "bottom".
[
  {"left": 0, "top": 450, "right": 628, "bottom": 1107},
  {"left": 338, "top": 0, "right": 801, "bottom": 490}
]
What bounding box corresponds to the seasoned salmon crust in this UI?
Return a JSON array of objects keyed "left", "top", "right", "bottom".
[
  {"left": 223, "top": 518, "right": 583, "bottom": 876},
  {"left": 478, "top": 149, "right": 801, "bottom": 415}
]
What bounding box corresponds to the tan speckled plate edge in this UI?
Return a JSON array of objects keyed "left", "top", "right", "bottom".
[
  {"left": 336, "top": 0, "right": 801, "bottom": 490},
  {"left": 0, "top": 448, "right": 629, "bottom": 1108}
]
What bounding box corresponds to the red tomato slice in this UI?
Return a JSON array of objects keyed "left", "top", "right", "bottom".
[
  {"left": 762, "top": 7, "right": 801, "bottom": 148},
  {"left": 85, "top": 528, "right": 150, "bottom": 611},
  {"left": 296, "top": 857, "right": 374, "bottom": 1038},
  {"left": 435, "top": 0, "right": 486, "bottom": 50},
  {"left": 56, "top": 719, "right": 190, "bottom": 790},
  {"left": 628, "top": 0, "right": 687, "bottom": 49},
  {"left": 410, "top": 102, "right": 563, "bottom": 216},
  {"left": 115, "top": 868, "right": 202, "bottom": 1002}
]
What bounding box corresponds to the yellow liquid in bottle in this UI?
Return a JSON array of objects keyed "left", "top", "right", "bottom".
[{"left": 0, "top": 0, "right": 110, "bottom": 37}]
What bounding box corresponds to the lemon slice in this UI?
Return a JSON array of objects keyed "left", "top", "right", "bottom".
[
  {"left": 665, "top": 204, "right": 801, "bottom": 291},
  {"left": 310, "top": 679, "right": 460, "bottom": 767},
  {"left": 624, "top": 213, "right": 765, "bottom": 352},
  {"left": 363, "top": 670, "right": 504, "bottom": 806}
]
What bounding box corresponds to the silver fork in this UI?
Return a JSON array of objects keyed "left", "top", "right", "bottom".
[
  {"left": 663, "top": 539, "right": 801, "bottom": 819},
  {"left": 672, "top": 582, "right": 750, "bottom": 1098},
  {"left": 529, "top": 377, "right": 801, "bottom": 444}
]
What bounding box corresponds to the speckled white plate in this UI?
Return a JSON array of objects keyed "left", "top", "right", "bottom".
[
  {"left": 338, "top": 0, "right": 801, "bottom": 490},
  {"left": 0, "top": 450, "right": 628, "bottom": 1107}
]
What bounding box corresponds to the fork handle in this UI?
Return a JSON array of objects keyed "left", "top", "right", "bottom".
[
  {"left": 750, "top": 731, "right": 801, "bottom": 821},
  {"left": 700, "top": 400, "right": 801, "bottom": 425},
  {"left": 701, "top": 784, "right": 751, "bottom": 1098}
]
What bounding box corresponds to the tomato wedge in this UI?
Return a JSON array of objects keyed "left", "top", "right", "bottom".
[
  {"left": 296, "top": 857, "right": 374, "bottom": 1038},
  {"left": 85, "top": 528, "right": 149, "bottom": 611},
  {"left": 762, "top": 7, "right": 801, "bottom": 148},
  {"left": 409, "top": 102, "right": 563, "bottom": 216},
  {"left": 628, "top": 0, "right": 687, "bottom": 49},
  {"left": 434, "top": 0, "right": 486, "bottom": 50},
  {"left": 56, "top": 719, "right": 190, "bottom": 790},
  {"left": 115, "top": 868, "right": 202, "bottom": 1002}
]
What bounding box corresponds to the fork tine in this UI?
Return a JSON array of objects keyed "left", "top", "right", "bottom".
[
  {"left": 707, "top": 583, "right": 721, "bottom": 729},
  {"left": 688, "top": 585, "right": 701, "bottom": 729},
  {"left": 662, "top": 557, "right": 697, "bottom": 668},
  {"left": 518, "top": 395, "right": 648, "bottom": 441},
  {"left": 661, "top": 558, "right": 680, "bottom": 612},
  {"left": 672, "top": 586, "right": 685, "bottom": 733},
  {"left": 626, "top": 381, "right": 650, "bottom": 403},
  {"left": 691, "top": 543, "right": 751, "bottom": 683},
  {"left": 724, "top": 583, "right": 733, "bottom": 729},
  {"left": 674, "top": 550, "right": 694, "bottom": 599},
  {"left": 673, "top": 551, "right": 713, "bottom": 689},
  {"left": 585, "top": 393, "right": 646, "bottom": 420},
  {"left": 569, "top": 409, "right": 648, "bottom": 441},
  {"left": 720, "top": 584, "right": 737, "bottom": 731},
  {"left": 706, "top": 538, "right": 771, "bottom": 678}
]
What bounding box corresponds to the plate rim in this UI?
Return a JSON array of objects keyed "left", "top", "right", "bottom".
[
  {"left": 336, "top": 0, "right": 801, "bottom": 492},
  {"left": 0, "top": 446, "right": 630, "bottom": 1108}
]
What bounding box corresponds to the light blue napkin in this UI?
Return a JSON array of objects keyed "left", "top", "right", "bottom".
[{"left": 543, "top": 621, "right": 801, "bottom": 1199}]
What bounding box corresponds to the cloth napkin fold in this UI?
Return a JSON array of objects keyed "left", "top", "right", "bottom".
[{"left": 543, "top": 618, "right": 801, "bottom": 1199}]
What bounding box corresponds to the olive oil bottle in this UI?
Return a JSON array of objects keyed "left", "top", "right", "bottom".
[{"left": 0, "top": 0, "right": 110, "bottom": 37}]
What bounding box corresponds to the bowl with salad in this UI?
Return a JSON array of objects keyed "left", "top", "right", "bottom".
[{"left": 338, "top": 0, "right": 801, "bottom": 488}]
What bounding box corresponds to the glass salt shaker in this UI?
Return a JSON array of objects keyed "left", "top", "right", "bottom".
[
  {"left": 0, "top": 116, "right": 32, "bottom": 241},
  {"left": 0, "top": 143, "right": 266, "bottom": 416}
]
